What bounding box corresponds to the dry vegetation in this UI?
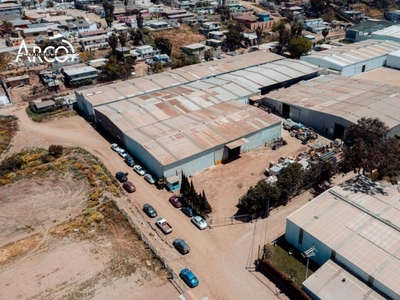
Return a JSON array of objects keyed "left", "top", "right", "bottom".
[
  {"left": 0, "top": 115, "right": 18, "bottom": 157},
  {"left": 350, "top": 3, "right": 384, "bottom": 19},
  {"left": 149, "top": 23, "right": 206, "bottom": 54},
  {"left": 0, "top": 146, "right": 170, "bottom": 299}
]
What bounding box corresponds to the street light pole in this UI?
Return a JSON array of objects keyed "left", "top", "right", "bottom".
[{"left": 302, "top": 246, "right": 317, "bottom": 280}]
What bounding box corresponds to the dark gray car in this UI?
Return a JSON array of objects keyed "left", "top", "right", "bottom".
[
  {"left": 143, "top": 203, "right": 157, "bottom": 218},
  {"left": 173, "top": 238, "right": 190, "bottom": 254}
]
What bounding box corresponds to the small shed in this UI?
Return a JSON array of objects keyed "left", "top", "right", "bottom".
[
  {"left": 5, "top": 75, "right": 30, "bottom": 88},
  {"left": 34, "top": 100, "right": 56, "bottom": 113},
  {"left": 166, "top": 175, "right": 180, "bottom": 191}
]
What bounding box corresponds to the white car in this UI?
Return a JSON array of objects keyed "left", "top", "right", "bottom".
[
  {"left": 111, "top": 143, "right": 121, "bottom": 152},
  {"left": 133, "top": 165, "right": 146, "bottom": 176},
  {"left": 191, "top": 216, "right": 208, "bottom": 230},
  {"left": 118, "top": 148, "right": 127, "bottom": 158},
  {"left": 144, "top": 173, "right": 155, "bottom": 184}
]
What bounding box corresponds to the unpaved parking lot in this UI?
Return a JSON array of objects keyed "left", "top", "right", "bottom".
[{"left": 1, "top": 103, "right": 338, "bottom": 300}]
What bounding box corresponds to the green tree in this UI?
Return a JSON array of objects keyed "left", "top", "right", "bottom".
[
  {"left": 276, "top": 163, "right": 303, "bottom": 205},
  {"left": 204, "top": 49, "right": 213, "bottom": 61},
  {"left": 151, "top": 61, "right": 164, "bottom": 73},
  {"left": 154, "top": 36, "right": 172, "bottom": 56},
  {"left": 119, "top": 31, "right": 128, "bottom": 47},
  {"left": 310, "top": 0, "right": 325, "bottom": 16},
  {"left": 225, "top": 22, "right": 244, "bottom": 51},
  {"left": 287, "top": 36, "right": 312, "bottom": 59},
  {"left": 180, "top": 172, "right": 190, "bottom": 197},
  {"left": 216, "top": 5, "right": 230, "bottom": 21},
  {"left": 1, "top": 20, "right": 14, "bottom": 34},
  {"left": 130, "top": 28, "right": 143, "bottom": 45},
  {"left": 200, "top": 191, "right": 212, "bottom": 215},
  {"left": 124, "top": 0, "right": 128, "bottom": 16},
  {"left": 377, "top": 138, "right": 400, "bottom": 181},
  {"left": 290, "top": 22, "right": 303, "bottom": 37},
  {"left": 276, "top": 20, "right": 291, "bottom": 54},
  {"left": 108, "top": 33, "right": 118, "bottom": 55},
  {"left": 137, "top": 12, "right": 144, "bottom": 29},
  {"left": 100, "top": 55, "right": 133, "bottom": 81},
  {"left": 374, "top": 0, "right": 391, "bottom": 10},
  {"left": 46, "top": 0, "right": 54, "bottom": 8},
  {"left": 340, "top": 117, "right": 389, "bottom": 175},
  {"left": 304, "top": 161, "right": 335, "bottom": 188},
  {"left": 103, "top": 1, "right": 115, "bottom": 28}
]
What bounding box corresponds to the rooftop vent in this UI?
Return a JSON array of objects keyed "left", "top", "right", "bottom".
[{"left": 118, "top": 110, "right": 122, "bottom": 114}]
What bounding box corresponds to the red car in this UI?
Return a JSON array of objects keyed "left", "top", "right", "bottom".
[
  {"left": 169, "top": 195, "right": 182, "bottom": 208},
  {"left": 123, "top": 181, "right": 136, "bottom": 193}
]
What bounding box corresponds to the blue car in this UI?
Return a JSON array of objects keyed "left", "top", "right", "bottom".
[{"left": 179, "top": 268, "right": 199, "bottom": 288}]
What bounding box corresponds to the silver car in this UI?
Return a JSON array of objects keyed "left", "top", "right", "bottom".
[
  {"left": 144, "top": 173, "right": 155, "bottom": 184},
  {"left": 191, "top": 216, "right": 208, "bottom": 230},
  {"left": 133, "top": 165, "right": 146, "bottom": 176}
]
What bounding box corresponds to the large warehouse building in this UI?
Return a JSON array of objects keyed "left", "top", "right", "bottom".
[
  {"left": 76, "top": 52, "right": 321, "bottom": 181},
  {"left": 285, "top": 175, "right": 400, "bottom": 299},
  {"left": 261, "top": 74, "right": 400, "bottom": 138},
  {"left": 300, "top": 39, "right": 400, "bottom": 77}
]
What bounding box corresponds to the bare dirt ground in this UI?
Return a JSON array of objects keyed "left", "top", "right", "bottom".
[
  {"left": 0, "top": 173, "right": 87, "bottom": 247},
  {"left": 0, "top": 102, "right": 354, "bottom": 300}
]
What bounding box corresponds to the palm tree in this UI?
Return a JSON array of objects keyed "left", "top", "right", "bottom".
[
  {"left": 255, "top": 26, "right": 263, "bottom": 49},
  {"left": 118, "top": 31, "right": 127, "bottom": 47},
  {"left": 322, "top": 28, "right": 329, "bottom": 42},
  {"left": 1, "top": 20, "right": 14, "bottom": 34},
  {"left": 108, "top": 33, "right": 118, "bottom": 55},
  {"left": 124, "top": 0, "right": 128, "bottom": 17}
]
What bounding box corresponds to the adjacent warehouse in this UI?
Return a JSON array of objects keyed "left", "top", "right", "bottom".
[
  {"left": 285, "top": 175, "right": 400, "bottom": 299},
  {"left": 261, "top": 74, "right": 400, "bottom": 138},
  {"left": 76, "top": 53, "right": 321, "bottom": 179},
  {"left": 300, "top": 39, "right": 400, "bottom": 76}
]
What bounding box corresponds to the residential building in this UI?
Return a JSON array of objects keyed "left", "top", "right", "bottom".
[
  {"left": 199, "top": 22, "right": 221, "bottom": 34},
  {"left": 116, "top": 47, "right": 132, "bottom": 61},
  {"left": 0, "top": 2, "right": 21, "bottom": 16},
  {"left": 80, "top": 35, "right": 108, "bottom": 51},
  {"left": 33, "top": 100, "right": 56, "bottom": 113},
  {"left": 385, "top": 9, "right": 400, "bottom": 22},
  {"left": 79, "top": 29, "right": 108, "bottom": 38},
  {"left": 149, "top": 21, "right": 169, "bottom": 30},
  {"left": 286, "top": 175, "right": 400, "bottom": 299},
  {"left": 4, "top": 75, "right": 30, "bottom": 88},
  {"left": 303, "top": 18, "right": 330, "bottom": 33},
  {"left": 131, "top": 45, "right": 161, "bottom": 60},
  {"left": 233, "top": 15, "right": 274, "bottom": 30},
  {"left": 62, "top": 66, "right": 98, "bottom": 85},
  {"left": 180, "top": 43, "right": 206, "bottom": 59},
  {"left": 208, "top": 31, "right": 225, "bottom": 40},
  {"left": 63, "top": 20, "right": 97, "bottom": 38}
]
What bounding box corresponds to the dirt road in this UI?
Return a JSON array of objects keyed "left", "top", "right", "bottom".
[{"left": 0, "top": 103, "right": 351, "bottom": 300}]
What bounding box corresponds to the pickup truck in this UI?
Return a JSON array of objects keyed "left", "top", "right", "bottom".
[{"left": 156, "top": 217, "right": 173, "bottom": 234}]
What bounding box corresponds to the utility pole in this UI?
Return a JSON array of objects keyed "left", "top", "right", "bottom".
[{"left": 302, "top": 246, "right": 317, "bottom": 280}]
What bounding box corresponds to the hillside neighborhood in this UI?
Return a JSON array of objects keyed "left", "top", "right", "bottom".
[{"left": 1, "top": 0, "right": 400, "bottom": 298}]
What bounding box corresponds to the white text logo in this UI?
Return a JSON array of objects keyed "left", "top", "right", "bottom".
[{"left": 15, "top": 39, "right": 77, "bottom": 63}]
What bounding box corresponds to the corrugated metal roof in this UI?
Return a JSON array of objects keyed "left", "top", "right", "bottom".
[
  {"left": 265, "top": 74, "right": 400, "bottom": 129},
  {"left": 124, "top": 101, "right": 281, "bottom": 165},
  {"left": 76, "top": 51, "right": 283, "bottom": 107},
  {"left": 301, "top": 40, "right": 400, "bottom": 68},
  {"left": 288, "top": 175, "right": 400, "bottom": 298},
  {"left": 373, "top": 25, "right": 400, "bottom": 38},
  {"left": 303, "top": 260, "right": 386, "bottom": 300}
]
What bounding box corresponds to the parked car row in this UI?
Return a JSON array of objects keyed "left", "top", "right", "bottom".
[
  {"left": 112, "top": 143, "right": 157, "bottom": 187},
  {"left": 112, "top": 142, "right": 200, "bottom": 288}
]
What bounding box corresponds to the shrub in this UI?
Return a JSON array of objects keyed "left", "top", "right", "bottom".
[
  {"left": 0, "top": 155, "right": 23, "bottom": 174},
  {"left": 48, "top": 145, "right": 64, "bottom": 158}
]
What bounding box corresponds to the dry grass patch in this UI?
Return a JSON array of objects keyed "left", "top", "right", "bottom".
[
  {"left": 0, "top": 233, "right": 43, "bottom": 265},
  {"left": 0, "top": 115, "right": 18, "bottom": 156}
]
